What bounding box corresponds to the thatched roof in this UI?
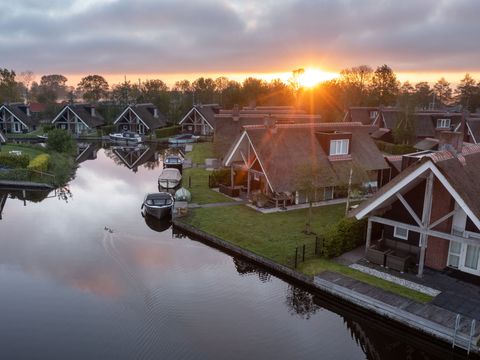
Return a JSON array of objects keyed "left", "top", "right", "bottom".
[
  {"left": 0, "top": 103, "right": 38, "bottom": 128},
  {"left": 350, "top": 144, "right": 480, "bottom": 223},
  {"left": 227, "top": 122, "right": 388, "bottom": 193},
  {"left": 214, "top": 113, "right": 323, "bottom": 157}
]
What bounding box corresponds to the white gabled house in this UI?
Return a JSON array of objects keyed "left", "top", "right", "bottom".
[
  {"left": 0, "top": 103, "right": 38, "bottom": 133},
  {"left": 52, "top": 104, "right": 105, "bottom": 135},
  {"left": 113, "top": 103, "right": 167, "bottom": 135},
  {"left": 178, "top": 104, "right": 220, "bottom": 136}
]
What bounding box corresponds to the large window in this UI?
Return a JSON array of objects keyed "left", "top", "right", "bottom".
[
  {"left": 394, "top": 226, "right": 409, "bottom": 240},
  {"left": 329, "top": 139, "right": 349, "bottom": 155},
  {"left": 437, "top": 118, "right": 451, "bottom": 129},
  {"left": 369, "top": 111, "right": 378, "bottom": 119}
]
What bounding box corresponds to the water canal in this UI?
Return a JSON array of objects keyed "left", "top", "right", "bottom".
[{"left": 0, "top": 143, "right": 472, "bottom": 359}]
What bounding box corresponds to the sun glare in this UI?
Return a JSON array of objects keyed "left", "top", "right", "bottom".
[{"left": 298, "top": 68, "right": 339, "bottom": 88}]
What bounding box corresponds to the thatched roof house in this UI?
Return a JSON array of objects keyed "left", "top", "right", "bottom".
[{"left": 222, "top": 122, "right": 389, "bottom": 206}]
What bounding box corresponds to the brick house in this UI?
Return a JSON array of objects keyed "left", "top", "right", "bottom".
[
  {"left": 52, "top": 104, "right": 105, "bottom": 135},
  {"left": 113, "top": 103, "right": 167, "bottom": 135},
  {"left": 178, "top": 104, "right": 221, "bottom": 136},
  {"left": 351, "top": 137, "right": 480, "bottom": 277}
]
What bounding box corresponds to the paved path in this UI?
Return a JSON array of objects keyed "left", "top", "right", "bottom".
[
  {"left": 316, "top": 271, "right": 480, "bottom": 342},
  {"left": 189, "top": 200, "right": 248, "bottom": 208}
]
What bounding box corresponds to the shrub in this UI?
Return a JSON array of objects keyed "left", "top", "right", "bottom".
[
  {"left": 155, "top": 125, "right": 181, "bottom": 139},
  {"left": 0, "top": 152, "right": 30, "bottom": 168},
  {"left": 100, "top": 124, "right": 116, "bottom": 136},
  {"left": 27, "top": 154, "right": 50, "bottom": 172},
  {"left": 47, "top": 129, "right": 76, "bottom": 154},
  {"left": 41, "top": 124, "right": 55, "bottom": 133},
  {"left": 321, "top": 218, "right": 367, "bottom": 258},
  {"left": 209, "top": 168, "right": 230, "bottom": 187}
]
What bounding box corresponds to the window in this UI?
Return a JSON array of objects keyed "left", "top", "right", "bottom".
[
  {"left": 394, "top": 226, "right": 409, "bottom": 240},
  {"left": 448, "top": 241, "right": 461, "bottom": 268},
  {"left": 329, "top": 139, "right": 349, "bottom": 155},
  {"left": 437, "top": 118, "right": 451, "bottom": 129},
  {"left": 369, "top": 111, "right": 378, "bottom": 119}
]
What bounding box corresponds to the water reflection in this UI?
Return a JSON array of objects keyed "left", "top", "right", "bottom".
[{"left": 0, "top": 144, "right": 475, "bottom": 360}]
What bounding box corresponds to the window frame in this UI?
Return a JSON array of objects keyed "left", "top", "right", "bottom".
[
  {"left": 329, "top": 139, "right": 349, "bottom": 156},
  {"left": 437, "top": 118, "right": 451, "bottom": 129},
  {"left": 393, "top": 226, "right": 409, "bottom": 240}
]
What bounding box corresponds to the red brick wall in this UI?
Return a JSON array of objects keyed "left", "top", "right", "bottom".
[{"left": 425, "top": 178, "right": 454, "bottom": 270}]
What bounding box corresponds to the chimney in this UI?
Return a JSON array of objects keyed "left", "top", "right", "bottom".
[
  {"left": 264, "top": 115, "right": 277, "bottom": 134},
  {"left": 153, "top": 107, "right": 159, "bottom": 118},
  {"left": 90, "top": 106, "right": 96, "bottom": 117},
  {"left": 232, "top": 104, "right": 240, "bottom": 121},
  {"left": 437, "top": 130, "right": 463, "bottom": 153}
]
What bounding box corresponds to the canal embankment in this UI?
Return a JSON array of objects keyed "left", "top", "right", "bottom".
[{"left": 173, "top": 218, "right": 480, "bottom": 354}]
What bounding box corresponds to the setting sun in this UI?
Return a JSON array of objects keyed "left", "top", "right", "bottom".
[{"left": 298, "top": 68, "right": 339, "bottom": 87}]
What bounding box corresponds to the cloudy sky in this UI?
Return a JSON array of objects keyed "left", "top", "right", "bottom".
[{"left": 1, "top": 0, "right": 479, "bottom": 84}]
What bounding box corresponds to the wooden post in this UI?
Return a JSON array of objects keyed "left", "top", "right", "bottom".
[
  {"left": 365, "top": 218, "right": 373, "bottom": 255},
  {"left": 294, "top": 247, "right": 298, "bottom": 268},
  {"left": 418, "top": 171, "right": 434, "bottom": 277},
  {"left": 302, "top": 244, "right": 306, "bottom": 262},
  {"left": 188, "top": 176, "right": 191, "bottom": 188},
  {"left": 247, "top": 170, "right": 251, "bottom": 198},
  {"left": 230, "top": 165, "right": 234, "bottom": 188}
]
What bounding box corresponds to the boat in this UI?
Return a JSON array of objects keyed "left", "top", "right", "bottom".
[
  {"left": 141, "top": 192, "right": 174, "bottom": 219},
  {"left": 163, "top": 155, "right": 184, "bottom": 170},
  {"left": 36, "top": 134, "right": 48, "bottom": 141},
  {"left": 168, "top": 134, "right": 199, "bottom": 145},
  {"left": 158, "top": 168, "right": 182, "bottom": 189},
  {"left": 109, "top": 131, "right": 143, "bottom": 144},
  {"left": 174, "top": 187, "right": 191, "bottom": 202}
]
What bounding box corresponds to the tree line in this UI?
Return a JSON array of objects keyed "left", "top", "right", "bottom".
[{"left": 1, "top": 65, "right": 479, "bottom": 123}]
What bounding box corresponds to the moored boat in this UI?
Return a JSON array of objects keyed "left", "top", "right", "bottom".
[
  {"left": 109, "top": 131, "right": 143, "bottom": 144},
  {"left": 158, "top": 168, "right": 182, "bottom": 189},
  {"left": 163, "top": 155, "right": 184, "bottom": 171},
  {"left": 141, "top": 192, "right": 174, "bottom": 219},
  {"left": 168, "top": 134, "right": 199, "bottom": 145}
]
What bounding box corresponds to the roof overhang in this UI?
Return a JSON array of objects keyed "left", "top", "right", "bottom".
[
  {"left": 52, "top": 106, "right": 91, "bottom": 129},
  {"left": 113, "top": 106, "right": 150, "bottom": 130},
  {"left": 0, "top": 105, "right": 29, "bottom": 128},
  {"left": 354, "top": 160, "right": 480, "bottom": 230},
  {"left": 178, "top": 107, "right": 213, "bottom": 129}
]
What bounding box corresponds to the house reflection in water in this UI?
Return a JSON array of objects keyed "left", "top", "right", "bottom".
[
  {"left": 76, "top": 142, "right": 100, "bottom": 164},
  {"left": 109, "top": 144, "right": 159, "bottom": 172}
]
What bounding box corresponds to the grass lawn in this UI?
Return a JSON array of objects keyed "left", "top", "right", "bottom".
[
  {"left": 298, "top": 258, "right": 433, "bottom": 303},
  {"left": 0, "top": 143, "right": 46, "bottom": 159},
  {"left": 182, "top": 167, "right": 235, "bottom": 204},
  {"left": 188, "top": 142, "right": 215, "bottom": 165},
  {"left": 5, "top": 129, "right": 43, "bottom": 139},
  {"left": 182, "top": 203, "right": 433, "bottom": 303},
  {"left": 183, "top": 203, "right": 345, "bottom": 264}
]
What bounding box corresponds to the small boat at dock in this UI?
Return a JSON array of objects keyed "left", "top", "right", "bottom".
[
  {"left": 163, "top": 155, "right": 184, "bottom": 171},
  {"left": 141, "top": 192, "right": 174, "bottom": 219},
  {"left": 109, "top": 131, "right": 143, "bottom": 144},
  {"left": 168, "top": 134, "right": 199, "bottom": 145},
  {"left": 158, "top": 168, "right": 182, "bottom": 189}
]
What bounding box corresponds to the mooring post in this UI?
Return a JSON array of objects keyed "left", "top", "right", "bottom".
[
  {"left": 189, "top": 176, "right": 191, "bottom": 188},
  {"left": 315, "top": 237, "right": 318, "bottom": 255},
  {"left": 302, "top": 244, "right": 306, "bottom": 262},
  {"left": 294, "top": 247, "right": 298, "bottom": 268}
]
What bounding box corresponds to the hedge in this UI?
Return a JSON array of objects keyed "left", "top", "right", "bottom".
[
  {"left": 321, "top": 218, "right": 367, "bottom": 258},
  {"left": 27, "top": 154, "right": 50, "bottom": 172},
  {"left": 0, "top": 152, "right": 30, "bottom": 168},
  {"left": 208, "top": 168, "right": 230, "bottom": 188},
  {"left": 375, "top": 140, "right": 416, "bottom": 155},
  {"left": 155, "top": 125, "right": 181, "bottom": 139}
]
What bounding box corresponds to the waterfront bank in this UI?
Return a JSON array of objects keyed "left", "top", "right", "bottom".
[{"left": 173, "top": 218, "right": 480, "bottom": 354}]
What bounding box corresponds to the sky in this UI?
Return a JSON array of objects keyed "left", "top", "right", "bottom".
[{"left": 1, "top": 0, "right": 480, "bottom": 86}]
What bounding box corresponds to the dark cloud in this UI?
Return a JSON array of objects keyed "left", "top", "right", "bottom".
[{"left": 0, "top": 0, "right": 479, "bottom": 75}]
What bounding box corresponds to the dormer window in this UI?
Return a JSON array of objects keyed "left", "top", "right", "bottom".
[
  {"left": 330, "top": 139, "right": 349, "bottom": 155},
  {"left": 369, "top": 111, "right": 378, "bottom": 119},
  {"left": 437, "top": 118, "right": 451, "bottom": 129}
]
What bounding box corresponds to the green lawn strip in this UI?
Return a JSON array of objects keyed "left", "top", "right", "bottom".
[
  {"left": 1, "top": 143, "right": 46, "bottom": 160},
  {"left": 183, "top": 204, "right": 345, "bottom": 264},
  {"left": 188, "top": 142, "right": 215, "bottom": 165},
  {"left": 298, "top": 258, "right": 433, "bottom": 303},
  {"left": 182, "top": 203, "right": 432, "bottom": 304},
  {"left": 5, "top": 129, "right": 44, "bottom": 139},
  {"left": 182, "top": 167, "right": 234, "bottom": 204}
]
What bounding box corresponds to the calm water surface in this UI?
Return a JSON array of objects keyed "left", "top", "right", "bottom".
[{"left": 0, "top": 144, "right": 470, "bottom": 359}]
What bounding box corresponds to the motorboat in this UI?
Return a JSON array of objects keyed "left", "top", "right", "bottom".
[
  {"left": 109, "top": 131, "right": 143, "bottom": 144},
  {"left": 141, "top": 192, "right": 174, "bottom": 219},
  {"left": 168, "top": 134, "right": 199, "bottom": 145},
  {"left": 174, "top": 187, "right": 191, "bottom": 202},
  {"left": 163, "top": 155, "right": 184, "bottom": 171},
  {"left": 158, "top": 168, "right": 182, "bottom": 189}
]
